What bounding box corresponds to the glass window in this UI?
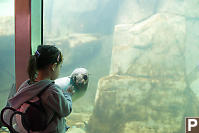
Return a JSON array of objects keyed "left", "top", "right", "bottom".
[
  {"left": 0, "top": 0, "right": 15, "bottom": 109},
  {"left": 31, "top": 0, "right": 42, "bottom": 54},
  {"left": 44, "top": 0, "right": 199, "bottom": 133}
]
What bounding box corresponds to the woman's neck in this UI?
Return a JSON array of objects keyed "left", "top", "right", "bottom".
[{"left": 35, "top": 71, "right": 51, "bottom": 81}]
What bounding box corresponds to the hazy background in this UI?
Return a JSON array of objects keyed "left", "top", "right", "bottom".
[{"left": 1, "top": 0, "right": 199, "bottom": 133}]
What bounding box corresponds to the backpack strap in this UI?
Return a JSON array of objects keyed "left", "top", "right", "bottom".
[
  {"left": 1, "top": 107, "right": 20, "bottom": 133},
  {"left": 10, "top": 111, "right": 24, "bottom": 133}
]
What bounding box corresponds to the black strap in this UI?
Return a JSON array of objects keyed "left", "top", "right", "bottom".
[
  {"left": 1, "top": 107, "right": 20, "bottom": 133},
  {"left": 1, "top": 107, "right": 15, "bottom": 132}
]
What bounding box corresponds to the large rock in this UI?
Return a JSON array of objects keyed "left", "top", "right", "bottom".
[
  {"left": 88, "top": 13, "right": 199, "bottom": 133},
  {"left": 89, "top": 75, "right": 196, "bottom": 133},
  {"left": 111, "top": 13, "right": 186, "bottom": 76}
]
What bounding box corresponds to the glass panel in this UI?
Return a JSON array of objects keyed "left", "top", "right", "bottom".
[
  {"left": 0, "top": 0, "right": 15, "bottom": 110},
  {"left": 44, "top": 0, "right": 199, "bottom": 133},
  {"left": 31, "top": 0, "right": 42, "bottom": 55}
]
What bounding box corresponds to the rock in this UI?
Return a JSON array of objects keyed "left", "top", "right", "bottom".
[
  {"left": 116, "top": 0, "right": 158, "bottom": 24},
  {"left": 185, "top": 20, "right": 199, "bottom": 99},
  {"left": 117, "top": 0, "right": 199, "bottom": 25},
  {"left": 158, "top": 0, "right": 199, "bottom": 18},
  {"left": 111, "top": 13, "right": 186, "bottom": 76},
  {"left": 184, "top": 0, "right": 199, "bottom": 18},
  {"left": 67, "top": 127, "right": 86, "bottom": 133},
  {"left": 89, "top": 75, "right": 195, "bottom": 133},
  {"left": 66, "top": 112, "right": 91, "bottom": 131},
  {"left": 147, "top": 0, "right": 199, "bottom": 18},
  {"left": 185, "top": 20, "right": 199, "bottom": 75},
  {"left": 88, "top": 12, "right": 199, "bottom": 133},
  {"left": 158, "top": 0, "right": 185, "bottom": 16}
]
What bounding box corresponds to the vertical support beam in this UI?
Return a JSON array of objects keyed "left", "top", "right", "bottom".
[{"left": 15, "top": 0, "right": 31, "bottom": 89}]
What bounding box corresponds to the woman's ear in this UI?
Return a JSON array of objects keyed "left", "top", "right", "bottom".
[{"left": 51, "top": 63, "right": 57, "bottom": 71}]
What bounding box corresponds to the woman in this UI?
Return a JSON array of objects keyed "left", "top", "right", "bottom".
[{"left": 8, "top": 45, "right": 73, "bottom": 133}]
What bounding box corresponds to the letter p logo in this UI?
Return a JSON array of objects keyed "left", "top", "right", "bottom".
[
  {"left": 186, "top": 117, "right": 199, "bottom": 133},
  {"left": 188, "top": 119, "right": 197, "bottom": 131}
]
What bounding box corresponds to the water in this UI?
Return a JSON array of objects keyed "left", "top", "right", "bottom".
[{"left": 1, "top": 0, "right": 199, "bottom": 133}]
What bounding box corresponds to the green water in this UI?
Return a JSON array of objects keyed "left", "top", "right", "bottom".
[{"left": 1, "top": 0, "right": 199, "bottom": 133}]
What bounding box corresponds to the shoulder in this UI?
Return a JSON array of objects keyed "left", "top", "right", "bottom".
[
  {"left": 44, "top": 83, "right": 63, "bottom": 97},
  {"left": 17, "top": 80, "right": 30, "bottom": 92},
  {"left": 50, "top": 83, "right": 62, "bottom": 92}
]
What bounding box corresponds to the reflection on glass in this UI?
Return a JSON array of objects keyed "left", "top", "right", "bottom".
[
  {"left": 44, "top": 0, "right": 199, "bottom": 133},
  {"left": 0, "top": 0, "right": 15, "bottom": 111}
]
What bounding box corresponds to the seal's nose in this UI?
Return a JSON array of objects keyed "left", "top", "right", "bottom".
[{"left": 83, "top": 75, "right": 88, "bottom": 81}]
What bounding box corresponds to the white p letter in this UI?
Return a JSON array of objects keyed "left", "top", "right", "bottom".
[{"left": 188, "top": 119, "right": 198, "bottom": 131}]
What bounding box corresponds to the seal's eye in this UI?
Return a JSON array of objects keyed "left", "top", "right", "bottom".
[
  {"left": 73, "top": 76, "right": 76, "bottom": 83},
  {"left": 83, "top": 75, "right": 88, "bottom": 81}
]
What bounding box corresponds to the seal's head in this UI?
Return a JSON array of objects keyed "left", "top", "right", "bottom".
[
  {"left": 71, "top": 68, "right": 89, "bottom": 88},
  {"left": 70, "top": 68, "right": 89, "bottom": 101}
]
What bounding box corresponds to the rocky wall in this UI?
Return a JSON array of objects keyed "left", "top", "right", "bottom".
[{"left": 88, "top": 0, "right": 199, "bottom": 133}]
